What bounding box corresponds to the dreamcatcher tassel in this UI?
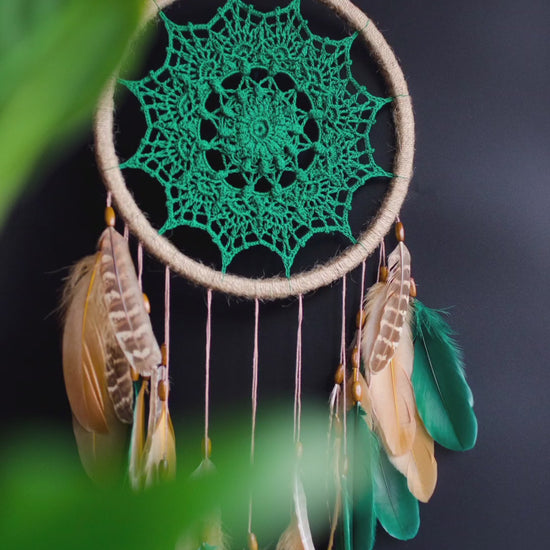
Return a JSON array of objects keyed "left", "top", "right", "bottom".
[
  {"left": 277, "top": 296, "right": 315, "bottom": 550},
  {"left": 61, "top": 207, "right": 161, "bottom": 481},
  {"left": 142, "top": 362, "right": 176, "bottom": 486}
]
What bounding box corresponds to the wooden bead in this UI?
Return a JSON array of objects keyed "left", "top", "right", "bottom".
[
  {"left": 142, "top": 293, "right": 151, "bottom": 315},
  {"left": 379, "top": 265, "right": 389, "bottom": 283},
  {"left": 351, "top": 347, "right": 360, "bottom": 370},
  {"left": 395, "top": 221, "right": 405, "bottom": 242},
  {"left": 105, "top": 206, "right": 116, "bottom": 227},
  {"left": 202, "top": 436, "right": 212, "bottom": 458},
  {"left": 356, "top": 309, "right": 367, "bottom": 329},
  {"left": 351, "top": 381, "right": 362, "bottom": 404},
  {"left": 248, "top": 533, "right": 259, "bottom": 550},
  {"left": 158, "top": 380, "right": 168, "bottom": 402},
  {"left": 131, "top": 367, "right": 140, "bottom": 382},
  {"left": 161, "top": 343, "right": 168, "bottom": 367},
  {"left": 335, "top": 364, "right": 345, "bottom": 385},
  {"left": 410, "top": 277, "right": 417, "bottom": 298}
]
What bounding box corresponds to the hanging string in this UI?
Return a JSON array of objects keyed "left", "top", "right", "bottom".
[
  {"left": 293, "top": 294, "right": 304, "bottom": 444},
  {"left": 340, "top": 274, "right": 348, "bottom": 454},
  {"left": 164, "top": 266, "right": 170, "bottom": 369},
  {"left": 137, "top": 242, "right": 144, "bottom": 290},
  {"left": 106, "top": 191, "right": 112, "bottom": 208},
  {"left": 377, "top": 240, "right": 386, "bottom": 282},
  {"left": 204, "top": 288, "right": 213, "bottom": 457},
  {"left": 355, "top": 260, "right": 367, "bottom": 384},
  {"left": 124, "top": 223, "right": 130, "bottom": 241},
  {"left": 248, "top": 298, "right": 260, "bottom": 535}
]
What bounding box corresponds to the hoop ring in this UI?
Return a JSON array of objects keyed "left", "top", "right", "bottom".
[{"left": 95, "top": 0, "right": 414, "bottom": 300}]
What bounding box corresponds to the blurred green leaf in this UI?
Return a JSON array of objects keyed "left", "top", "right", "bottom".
[
  {"left": 0, "top": 409, "right": 330, "bottom": 550},
  {"left": 0, "top": 0, "right": 146, "bottom": 227}
]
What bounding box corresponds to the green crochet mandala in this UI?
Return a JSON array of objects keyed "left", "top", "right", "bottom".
[{"left": 121, "top": 0, "right": 392, "bottom": 275}]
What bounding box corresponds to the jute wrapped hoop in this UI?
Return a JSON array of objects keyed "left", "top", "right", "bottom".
[{"left": 94, "top": 0, "right": 414, "bottom": 300}]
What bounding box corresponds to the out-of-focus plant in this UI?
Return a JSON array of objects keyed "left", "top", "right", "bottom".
[
  {"left": 1, "top": 409, "right": 330, "bottom": 550},
  {"left": 0, "top": 0, "right": 146, "bottom": 227}
]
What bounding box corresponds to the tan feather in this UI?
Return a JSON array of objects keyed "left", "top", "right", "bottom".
[
  {"left": 71, "top": 396, "right": 128, "bottom": 484},
  {"left": 129, "top": 380, "right": 148, "bottom": 491},
  {"left": 62, "top": 254, "right": 108, "bottom": 433},
  {"left": 277, "top": 471, "right": 315, "bottom": 550},
  {"left": 367, "top": 243, "right": 411, "bottom": 373},
  {"left": 390, "top": 414, "right": 438, "bottom": 503},
  {"left": 143, "top": 366, "right": 176, "bottom": 486},
  {"left": 99, "top": 227, "right": 161, "bottom": 377},
  {"left": 368, "top": 313, "right": 416, "bottom": 456}
]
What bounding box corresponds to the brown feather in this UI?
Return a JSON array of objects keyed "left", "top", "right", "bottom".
[
  {"left": 105, "top": 335, "right": 134, "bottom": 423},
  {"left": 99, "top": 227, "right": 161, "bottom": 377},
  {"left": 368, "top": 243, "right": 411, "bottom": 373},
  {"left": 62, "top": 254, "right": 108, "bottom": 433}
]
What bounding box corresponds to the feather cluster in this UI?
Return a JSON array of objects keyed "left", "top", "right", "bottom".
[
  {"left": 329, "top": 237, "right": 477, "bottom": 549},
  {"left": 61, "top": 223, "right": 173, "bottom": 484}
]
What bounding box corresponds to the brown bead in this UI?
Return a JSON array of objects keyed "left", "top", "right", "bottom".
[
  {"left": 351, "top": 381, "right": 362, "bottom": 404},
  {"left": 351, "top": 347, "right": 360, "bottom": 370},
  {"left": 202, "top": 436, "right": 212, "bottom": 459},
  {"left": 410, "top": 277, "right": 417, "bottom": 298},
  {"left": 105, "top": 206, "right": 116, "bottom": 228},
  {"left": 356, "top": 309, "right": 367, "bottom": 329},
  {"left": 335, "top": 364, "right": 345, "bottom": 385},
  {"left": 248, "top": 533, "right": 259, "bottom": 550},
  {"left": 158, "top": 380, "right": 168, "bottom": 402},
  {"left": 142, "top": 292, "right": 151, "bottom": 315},
  {"left": 131, "top": 367, "right": 140, "bottom": 382},
  {"left": 379, "top": 265, "right": 389, "bottom": 283},
  {"left": 161, "top": 343, "right": 168, "bottom": 367},
  {"left": 395, "top": 221, "right": 405, "bottom": 242}
]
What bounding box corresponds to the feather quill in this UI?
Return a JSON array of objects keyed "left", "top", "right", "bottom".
[
  {"left": 99, "top": 227, "right": 161, "bottom": 377},
  {"left": 368, "top": 314, "right": 416, "bottom": 457},
  {"left": 390, "top": 414, "right": 437, "bottom": 503},
  {"left": 142, "top": 366, "right": 176, "bottom": 486},
  {"left": 367, "top": 243, "right": 411, "bottom": 373},
  {"left": 412, "top": 300, "right": 477, "bottom": 451}
]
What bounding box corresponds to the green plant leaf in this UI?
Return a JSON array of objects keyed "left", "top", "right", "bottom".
[{"left": 0, "top": 0, "right": 146, "bottom": 227}]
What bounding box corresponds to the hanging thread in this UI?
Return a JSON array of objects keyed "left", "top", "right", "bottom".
[
  {"left": 340, "top": 274, "right": 348, "bottom": 453},
  {"left": 248, "top": 297, "right": 260, "bottom": 534},
  {"left": 137, "top": 242, "right": 144, "bottom": 290},
  {"left": 164, "top": 266, "right": 170, "bottom": 368},
  {"left": 204, "top": 288, "right": 213, "bottom": 457},
  {"left": 293, "top": 295, "right": 304, "bottom": 444}
]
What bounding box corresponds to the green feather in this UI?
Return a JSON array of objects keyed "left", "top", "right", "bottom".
[
  {"left": 372, "top": 438, "right": 419, "bottom": 540},
  {"left": 350, "top": 405, "right": 377, "bottom": 550},
  {"left": 341, "top": 474, "right": 352, "bottom": 550},
  {"left": 412, "top": 300, "right": 478, "bottom": 451}
]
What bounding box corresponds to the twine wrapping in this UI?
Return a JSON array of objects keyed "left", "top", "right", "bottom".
[{"left": 94, "top": 0, "right": 414, "bottom": 300}]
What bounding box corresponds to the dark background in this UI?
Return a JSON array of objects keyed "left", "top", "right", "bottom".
[{"left": 1, "top": 0, "right": 549, "bottom": 548}]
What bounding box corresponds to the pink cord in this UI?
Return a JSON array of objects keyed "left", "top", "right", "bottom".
[
  {"left": 204, "top": 289, "right": 213, "bottom": 457},
  {"left": 340, "top": 275, "right": 348, "bottom": 454},
  {"left": 124, "top": 224, "right": 129, "bottom": 241},
  {"left": 248, "top": 298, "right": 260, "bottom": 533},
  {"left": 293, "top": 294, "right": 304, "bottom": 444},
  {"left": 356, "top": 260, "right": 367, "bottom": 372},
  {"left": 164, "top": 266, "right": 170, "bottom": 369},
  {"left": 106, "top": 192, "right": 112, "bottom": 208}
]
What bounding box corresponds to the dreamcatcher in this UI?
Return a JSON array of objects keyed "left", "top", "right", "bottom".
[{"left": 61, "top": 1, "right": 477, "bottom": 549}]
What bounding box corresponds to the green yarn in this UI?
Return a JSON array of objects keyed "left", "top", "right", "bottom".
[{"left": 122, "top": 0, "right": 391, "bottom": 275}]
